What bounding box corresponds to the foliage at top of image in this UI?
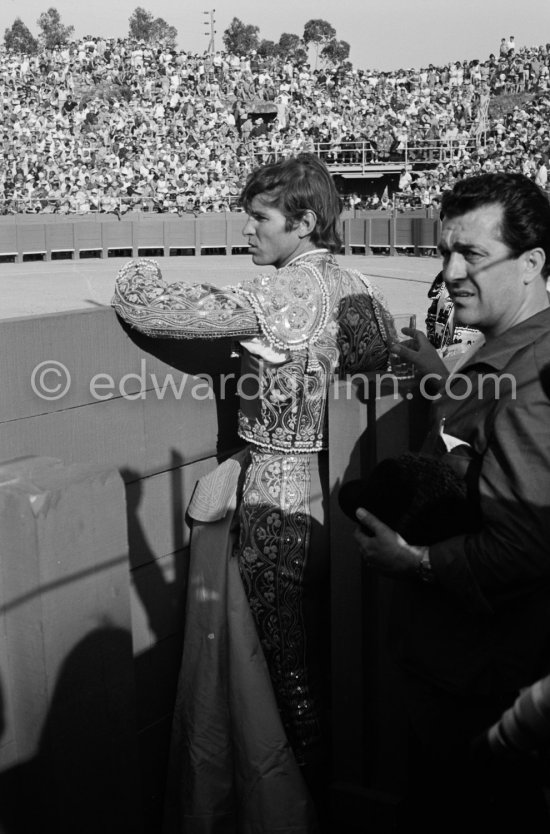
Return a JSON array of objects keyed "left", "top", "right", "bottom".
[
  {"left": 37, "top": 7, "right": 75, "bottom": 49},
  {"left": 127, "top": 7, "right": 177, "bottom": 48},
  {"left": 223, "top": 16, "right": 349, "bottom": 66},
  {"left": 4, "top": 18, "right": 39, "bottom": 54},
  {"left": 2, "top": 7, "right": 349, "bottom": 70},
  {"left": 4, "top": 7, "right": 74, "bottom": 53}
]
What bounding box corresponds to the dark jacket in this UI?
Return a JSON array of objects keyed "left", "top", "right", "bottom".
[{"left": 390, "top": 307, "right": 550, "bottom": 697}]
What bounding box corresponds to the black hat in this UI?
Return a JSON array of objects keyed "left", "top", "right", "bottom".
[{"left": 338, "top": 453, "right": 480, "bottom": 545}]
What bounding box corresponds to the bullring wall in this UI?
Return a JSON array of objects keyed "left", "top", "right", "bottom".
[
  {"left": 0, "top": 305, "right": 243, "bottom": 831},
  {"left": 0, "top": 211, "right": 440, "bottom": 261}
]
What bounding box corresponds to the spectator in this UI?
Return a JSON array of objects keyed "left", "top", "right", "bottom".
[
  {"left": 535, "top": 156, "right": 548, "bottom": 188},
  {"left": 1, "top": 35, "right": 550, "bottom": 214},
  {"left": 398, "top": 167, "right": 413, "bottom": 191},
  {"left": 353, "top": 173, "right": 550, "bottom": 834},
  {"left": 476, "top": 671, "right": 550, "bottom": 759}
]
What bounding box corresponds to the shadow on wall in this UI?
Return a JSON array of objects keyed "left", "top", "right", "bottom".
[
  {"left": 0, "top": 626, "right": 141, "bottom": 834},
  {"left": 122, "top": 457, "right": 187, "bottom": 645},
  {"left": 121, "top": 457, "right": 188, "bottom": 833},
  {"left": 114, "top": 318, "right": 244, "bottom": 460}
]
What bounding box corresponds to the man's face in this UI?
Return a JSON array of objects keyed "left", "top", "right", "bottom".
[
  {"left": 439, "top": 203, "right": 529, "bottom": 339},
  {"left": 242, "top": 194, "right": 302, "bottom": 269}
]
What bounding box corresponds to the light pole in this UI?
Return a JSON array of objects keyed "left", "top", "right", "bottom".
[{"left": 203, "top": 9, "right": 216, "bottom": 55}]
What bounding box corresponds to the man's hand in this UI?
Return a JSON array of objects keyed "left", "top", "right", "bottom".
[
  {"left": 354, "top": 508, "right": 424, "bottom": 577},
  {"left": 391, "top": 328, "right": 449, "bottom": 379}
]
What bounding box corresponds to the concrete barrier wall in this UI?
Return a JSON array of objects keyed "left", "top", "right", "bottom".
[
  {"left": 0, "top": 305, "right": 243, "bottom": 831},
  {"left": 0, "top": 456, "right": 142, "bottom": 834}
]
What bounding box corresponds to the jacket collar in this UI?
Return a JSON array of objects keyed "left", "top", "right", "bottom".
[{"left": 463, "top": 306, "right": 550, "bottom": 372}]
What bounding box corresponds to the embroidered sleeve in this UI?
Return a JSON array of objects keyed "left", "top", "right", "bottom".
[
  {"left": 112, "top": 258, "right": 259, "bottom": 339},
  {"left": 336, "top": 270, "right": 393, "bottom": 373}
]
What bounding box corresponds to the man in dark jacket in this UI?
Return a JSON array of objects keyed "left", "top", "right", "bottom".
[{"left": 354, "top": 173, "right": 550, "bottom": 833}]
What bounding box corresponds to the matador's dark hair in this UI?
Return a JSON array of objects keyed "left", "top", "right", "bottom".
[{"left": 240, "top": 154, "right": 342, "bottom": 252}]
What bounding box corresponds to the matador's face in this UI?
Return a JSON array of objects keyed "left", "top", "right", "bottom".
[{"left": 242, "top": 194, "right": 307, "bottom": 270}]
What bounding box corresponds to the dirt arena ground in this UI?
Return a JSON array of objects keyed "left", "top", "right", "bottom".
[{"left": 0, "top": 252, "right": 440, "bottom": 326}]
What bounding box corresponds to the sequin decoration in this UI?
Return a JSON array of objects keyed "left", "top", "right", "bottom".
[
  {"left": 112, "top": 258, "right": 258, "bottom": 339},
  {"left": 237, "top": 450, "right": 320, "bottom": 758},
  {"left": 236, "top": 253, "right": 393, "bottom": 453},
  {"left": 112, "top": 252, "right": 393, "bottom": 453}
]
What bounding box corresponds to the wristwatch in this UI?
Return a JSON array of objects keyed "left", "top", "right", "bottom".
[{"left": 416, "top": 546, "right": 435, "bottom": 584}]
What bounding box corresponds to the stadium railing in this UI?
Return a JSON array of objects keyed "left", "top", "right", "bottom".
[{"left": 246, "top": 137, "right": 480, "bottom": 173}]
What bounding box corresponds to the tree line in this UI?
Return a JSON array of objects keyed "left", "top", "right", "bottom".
[
  {"left": 222, "top": 17, "right": 350, "bottom": 65},
  {"left": 3, "top": 7, "right": 350, "bottom": 66}
]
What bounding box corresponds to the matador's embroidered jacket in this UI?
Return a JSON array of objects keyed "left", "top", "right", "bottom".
[{"left": 112, "top": 250, "right": 392, "bottom": 453}]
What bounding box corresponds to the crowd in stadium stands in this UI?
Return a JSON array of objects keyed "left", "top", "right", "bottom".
[{"left": 1, "top": 34, "right": 550, "bottom": 214}]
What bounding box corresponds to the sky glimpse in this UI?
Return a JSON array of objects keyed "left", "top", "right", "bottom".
[{"left": 1, "top": 0, "right": 549, "bottom": 71}]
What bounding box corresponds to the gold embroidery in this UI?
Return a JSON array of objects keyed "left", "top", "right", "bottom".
[{"left": 238, "top": 450, "right": 319, "bottom": 757}]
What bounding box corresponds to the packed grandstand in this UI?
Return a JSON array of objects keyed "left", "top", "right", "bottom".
[{"left": 1, "top": 35, "right": 550, "bottom": 215}]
